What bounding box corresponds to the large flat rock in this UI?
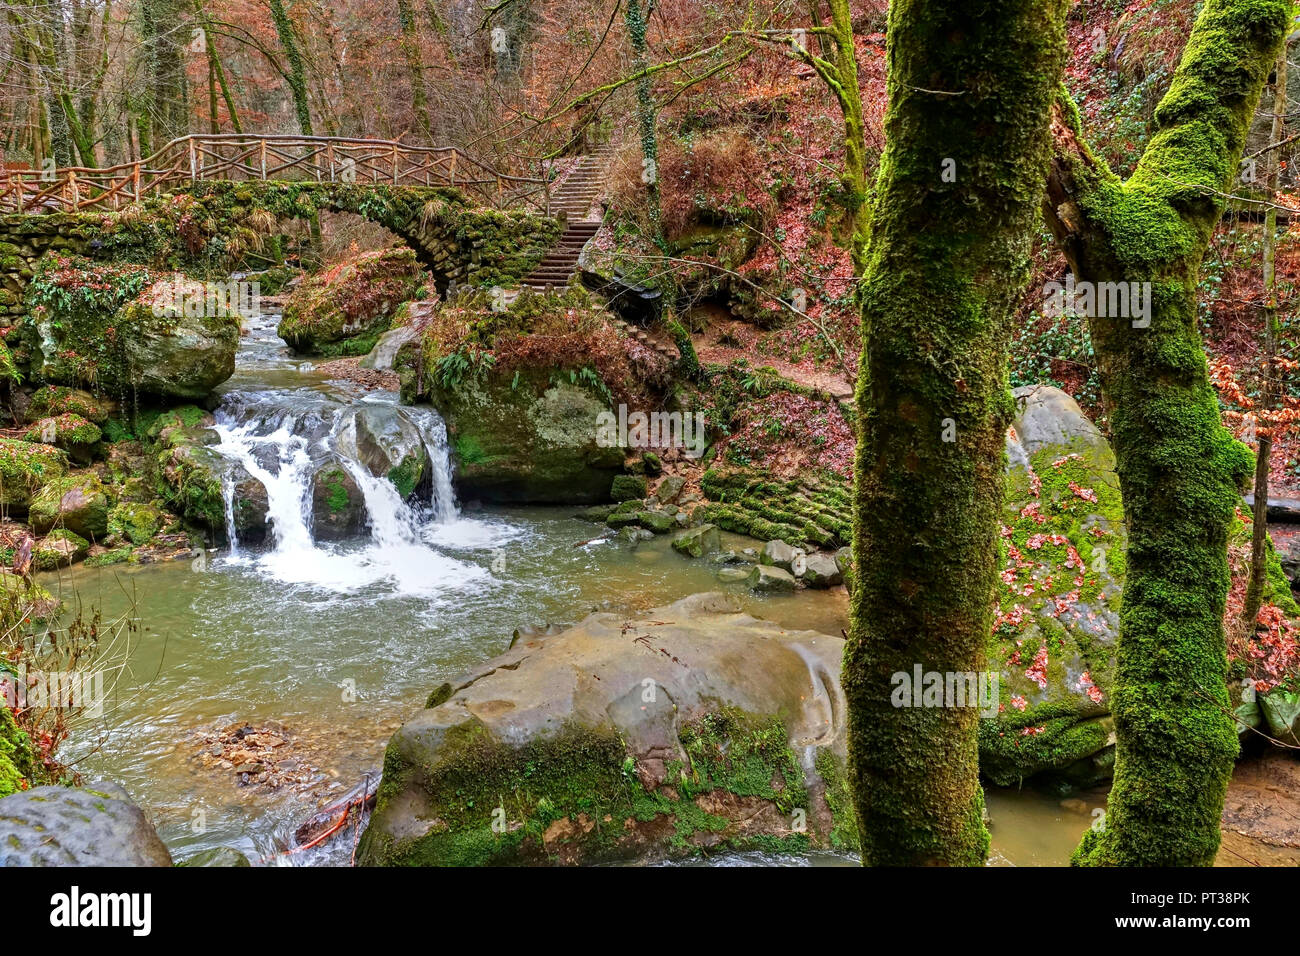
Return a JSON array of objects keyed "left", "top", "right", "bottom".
[
  {"left": 359, "top": 592, "right": 854, "bottom": 865},
  {"left": 0, "top": 782, "right": 172, "bottom": 866}
]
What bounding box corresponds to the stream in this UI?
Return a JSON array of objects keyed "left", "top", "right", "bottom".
[{"left": 38, "top": 308, "right": 1103, "bottom": 866}]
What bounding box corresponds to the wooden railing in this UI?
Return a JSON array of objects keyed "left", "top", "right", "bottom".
[{"left": 0, "top": 134, "right": 551, "bottom": 216}]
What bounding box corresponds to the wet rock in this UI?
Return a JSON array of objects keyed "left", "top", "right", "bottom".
[
  {"left": 32, "top": 529, "right": 89, "bottom": 570},
  {"left": 654, "top": 475, "right": 685, "bottom": 504},
  {"left": 179, "top": 846, "right": 252, "bottom": 867},
  {"left": 343, "top": 405, "right": 430, "bottom": 499},
  {"left": 577, "top": 503, "right": 618, "bottom": 523},
  {"left": 360, "top": 324, "right": 419, "bottom": 372},
  {"left": 800, "top": 552, "right": 843, "bottom": 588},
  {"left": 715, "top": 566, "right": 750, "bottom": 584},
  {"left": 358, "top": 593, "right": 852, "bottom": 866},
  {"left": 228, "top": 464, "right": 270, "bottom": 541},
  {"left": 0, "top": 782, "right": 173, "bottom": 866},
  {"left": 747, "top": 564, "right": 797, "bottom": 592},
  {"left": 759, "top": 539, "right": 805, "bottom": 573},
  {"left": 617, "top": 526, "right": 653, "bottom": 545},
  {"left": 610, "top": 475, "right": 648, "bottom": 502},
  {"left": 635, "top": 510, "right": 675, "bottom": 534},
  {"left": 28, "top": 472, "right": 109, "bottom": 540},
  {"left": 606, "top": 511, "right": 642, "bottom": 530},
  {"left": 311, "top": 462, "right": 367, "bottom": 540},
  {"left": 671, "top": 524, "right": 720, "bottom": 558}
]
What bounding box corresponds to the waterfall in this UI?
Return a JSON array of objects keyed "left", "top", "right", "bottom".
[
  {"left": 207, "top": 388, "right": 483, "bottom": 595},
  {"left": 407, "top": 406, "right": 459, "bottom": 524}
]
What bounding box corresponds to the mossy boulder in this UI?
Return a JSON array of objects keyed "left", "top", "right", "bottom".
[
  {"left": 672, "top": 524, "right": 721, "bottom": 558},
  {"left": 979, "top": 386, "right": 1126, "bottom": 789},
  {"left": 22, "top": 261, "right": 241, "bottom": 401},
  {"left": 278, "top": 248, "right": 422, "bottom": 356},
  {"left": 610, "top": 475, "right": 647, "bottom": 502},
  {"left": 357, "top": 593, "right": 856, "bottom": 866},
  {"left": 0, "top": 439, "right": 67, "bottom": 513},
  {"left": 747, "top": 564, "right": 797, "bottom": 592},
  {"left": 415, "top": 366, "right": 624, "bottom": 504},
  {"left": 25, "top": 386, "right": 114, "bottom": 425},
  {"left": 107, "top": 502, "right": 168, "bottom": 546},
  {"left": 635, "top": 510, "right": 675, "bottom": 534},
  {"left": 33, "top": 529, "right": 90, "bottom": 570},
  {"left": 337, "top": 405, "right": 431, "bottom": 500},
  {"left": 150, "top": 417, "right": 226, "bottom": 534},
  {"left": 311, "top": 462, "right": 367, "bottom": 540},
  {"left": 227, "top": 465, "right": 270, "bottom": 543},
  {"left": 28, "top": 473, "right": 110, "bottom": 540},
  {"left": 23, "top": 414, "right": 102, "bottom": 464},
  {"left": 799, "top": 552, "right": 843, "bottom": 588}
]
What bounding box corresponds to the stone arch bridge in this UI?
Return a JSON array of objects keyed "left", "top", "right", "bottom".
[{"left": 0, "top": 134, "right": 566, "bottom": 316}]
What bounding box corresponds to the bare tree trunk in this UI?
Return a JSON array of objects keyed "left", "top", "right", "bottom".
[{"left": 1243, "top": 47, "right": 1289, "bottom": 626}]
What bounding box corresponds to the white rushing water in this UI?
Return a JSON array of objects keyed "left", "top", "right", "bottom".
[{"left": 209, "top": 388, "right": 506, "bottom": 598}]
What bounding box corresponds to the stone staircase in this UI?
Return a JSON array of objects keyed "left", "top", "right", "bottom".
[
  {"left": 523, "top": 146, "right": 616, "bottom": 292},
  {"left": 611, "top": 316, "right": 678, "bottom": 362},
  {"left": 517, "top": 146, "right": 678, "bottom": 362}
]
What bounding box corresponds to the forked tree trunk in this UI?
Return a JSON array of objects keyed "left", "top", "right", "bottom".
[{"left": 1043, "top": 0, "right": 1291, "bottom": 866}]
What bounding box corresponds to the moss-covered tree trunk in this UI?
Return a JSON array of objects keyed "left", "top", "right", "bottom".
[
  {"left": 269, "top": 0, "right": 314, "bottom": 136},
  {"left": 625, "top": 0, "right": 663, "bottom": 249},
  {"left": 844, "top": 0, "right": 1068, "bottom": 865},
  {"left": 1043, "top": 0, "right": 1291, "bottom": 866},
  {"left": 785, "top": 0, "right": 870, "bottom": 272}
]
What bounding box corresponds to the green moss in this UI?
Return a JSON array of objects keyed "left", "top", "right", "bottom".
[
  {"left": 318, "top": 469, "right": 351, "bottom": 515},
  {"left": 84, "top": 546, "right": 134, "bottom": 568},
  {"left": 609, "top": 475, "right": 647, "bottom": 502},
  {"left": 26, "top": 386, "right": 111, "bottom": 424},
  {"left": 0, "top": 439, "right": 67, "bottom": 507},
  {"left": 145, "top": 405, "right": 207, "bottom": 440},
  {"left": 450, "top": 433, "right": 493, "bottom": 467},
  {"left": 362, "top": 708, "right": 852, "bottom": 866},
  {"left": 0, "top": 704, "right": 36, "bottom": 798},
  {"left": 386, "top": 457, "right": 423, "bottom": 499},
  {"left": 32, "top": 529, "right": 90, "bottom": 571},
  {"left": 107, "top": 502, "right": 166, "bottom": 545}
]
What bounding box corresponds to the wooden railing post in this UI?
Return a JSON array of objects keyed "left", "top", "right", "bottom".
[
  {"left": 327, "top": 142, "right": 335, "bottom": 182},
  {"left": 67, "top": 170, "right": 80, "bottom": 209},
  {"left": 188, "top": 138, "right": 197, "bottom": 180},
  {"left": 260, "top": 140, "right": 267, "bottom": 180},
  {"left": 133, "top": 163, "right": 141, "bottom": 204},
  {"left": 392, "top": 145, "right": 399, "bottom": 185}
]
